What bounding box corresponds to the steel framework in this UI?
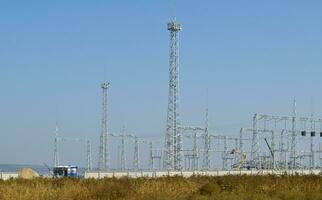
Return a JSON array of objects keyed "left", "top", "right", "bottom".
[
  {"left": 164, "top": 18, "right": 183, "bottom": 171},
  {"left": 98, "top": 82, "right": 110, "bottom": 171},
  {"left": 53, "top": 124, "right": 59, "bottom": 167}
]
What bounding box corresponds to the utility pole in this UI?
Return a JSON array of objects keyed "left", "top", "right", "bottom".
[{"left": 164, "top": 17, "right": 182, "bottom": 171}]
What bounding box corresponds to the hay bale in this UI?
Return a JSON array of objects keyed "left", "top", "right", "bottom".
[{"left": 18, "top": 168, "right": 39, "bottom": 179}]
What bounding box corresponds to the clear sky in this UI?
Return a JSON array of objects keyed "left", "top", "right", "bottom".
[{"left": 1, "top": 1, "right": 322, "bottom": 167}]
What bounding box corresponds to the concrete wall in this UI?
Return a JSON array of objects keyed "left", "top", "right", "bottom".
[
  {"left": 85, "top": 169, "right": 322, "bottom": 179},
  {"left": 0, "top": 172, "right": 19, "bottom": 180}
]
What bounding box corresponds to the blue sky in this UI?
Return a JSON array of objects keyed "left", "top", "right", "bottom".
[{"left": 0, "top": 1, "right": 322, "bottom": 167}]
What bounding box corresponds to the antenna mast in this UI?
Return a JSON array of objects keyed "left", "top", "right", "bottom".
[
  {"left": 53, "top": 124, "right": 59, "bottom": 167},
  {"left": 163, "top": 18, "right": 183, "bottom": 171},
  {"left": 98, "top": 82, "right": 110, "bottom": 170}
]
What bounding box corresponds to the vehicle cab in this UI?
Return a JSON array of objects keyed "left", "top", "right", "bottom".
[{"left": 53, "top": 165, "right": 78, "bottom": 178}]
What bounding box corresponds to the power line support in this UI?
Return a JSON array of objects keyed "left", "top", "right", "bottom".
[
  {"left": 134, "top": 136, "right": 139, "bottom": 171},
  {"left": 290, "top": 98, "right": 298, "bottom": 169},
  {"left": 251, "top": 114, "right": 260, "bottom": 169},
  {"left": 203, "top": 106, "right": 211, "bottom": 170},
  {"left": 87, "top": 140, "right": 92, "bottom": 171}
]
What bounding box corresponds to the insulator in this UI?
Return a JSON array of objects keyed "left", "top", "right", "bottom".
[{"left": 301, "top": 131, "right": 306, "bottom": 136}]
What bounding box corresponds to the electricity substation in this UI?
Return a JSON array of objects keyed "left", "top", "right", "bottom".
[{"left": 54, "top": 18, "right": 322, "bottom": 178}]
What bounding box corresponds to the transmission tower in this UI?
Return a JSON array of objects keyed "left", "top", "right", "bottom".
[
  {"left": 251, "top": 114, "right": 260, "bottom": 169},
  {"left": 239, "top": 128, "right": 244, "bottom": 154},
  {"left": 53, "top": 124, "right": 59, "bottom": 167},
  {"left": 133, "top": 136, "right": 139, "bottom": 171},
  {"left": 203, "top": 106, "right": 211, "bottom": 170},
  {"left": 223, "top": 136, "right": 228, "bottom": 170},
  {"left": 87, "top": 140, "right": 92, "bottom": 171},
  {"left": 98, "top": 82, "right": 110, "bottom": 170},
  {"left": 310, "top": 115, "right": 315, "bottom": 169},
  {"left": 290, "top": 98, "right": 298, "bottom": 169},
  {"left": 191, "top": 131, "right": 199, "bottom": 170},
  {"left": 121, "top": 134, "right": 126, "bottom": 171},
  {"left": 163, "top": 17, "right": 183, "bottom": 171},
  {"left": 149, "top": 141, "right": 153, "bottom": 171}
]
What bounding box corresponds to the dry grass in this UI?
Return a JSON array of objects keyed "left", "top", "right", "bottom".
[{"left": 0, "top": 175, "right": 320, "bottom": 200}]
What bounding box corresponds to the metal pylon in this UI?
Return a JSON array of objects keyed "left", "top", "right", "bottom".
[
  {"left": 149, "top": 141, "right": 153, "bottom": 171},
  {"left": 121, "top": 134, "right": 126, "bottom": 171},
  {"left": 203, "top": 106, "right": 211, "bottom": 170},
  {"left": 222, "top": 136, "right": 228, "bottom": 170},
  {"left": 192, "top": 131, "right": 199, "bottom": 170},
  {"left": 133, "top": 136, "right": 139, "bottom": 171},
  {"left": 310, "top": 116, "right": 315, "bottom": 169},
  {"left": 290, "top": 98, "right": 298, "bottom": 169},
  {"left": 87, "top": 140, "right": 92, "bottom": 171},
  {"left": 251, "top": 114, "right": 260, "bottom": 169},
  {"left": 163, "top": 18, "right": 183, "bottom": 171},
  {"left": 53, "top": 124, "right": 59, "bottom": 167},
  {"left": 98, "top": 82, "right": 110, "bottom": 170}
]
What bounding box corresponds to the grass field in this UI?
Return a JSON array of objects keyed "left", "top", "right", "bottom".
[{"left": 0, "top": 175, "right": 321, "bottom": 200}]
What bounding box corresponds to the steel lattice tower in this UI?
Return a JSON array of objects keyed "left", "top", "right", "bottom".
[
  {"left": 87, "top": 140, "right": 92, "bottom": 171},
  {"left": 251, "top": 114, "right": 260, "bottom": 169},
  {"left": 53, "top": 124, "right": 59, "bottom": 167},
  {"left": 163, "top": 18, "right": 182, "bottom": 171},
  {"left": 310, "top": 115, "right": 315, "bottom": 169},
  {"left": 121, "top": 134, "right": 126, "bottom": 171},
  {"left": 149, "top": 142, "right": 153, "bottom": 171},
  {"left": 203, "top": 106, "right": 211, "bottom": 170},
  {"left": 222, "top": 136, "right": 228, "bottom": 170},
  {"left": 290, "top": 99, "right": 298, "bottom": 169},
  {"left": 133, "top": 136, "right": 139, "bottom": 171},
  {"left": 98, "top": 82, "right": 110, "bottom": 170}
]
